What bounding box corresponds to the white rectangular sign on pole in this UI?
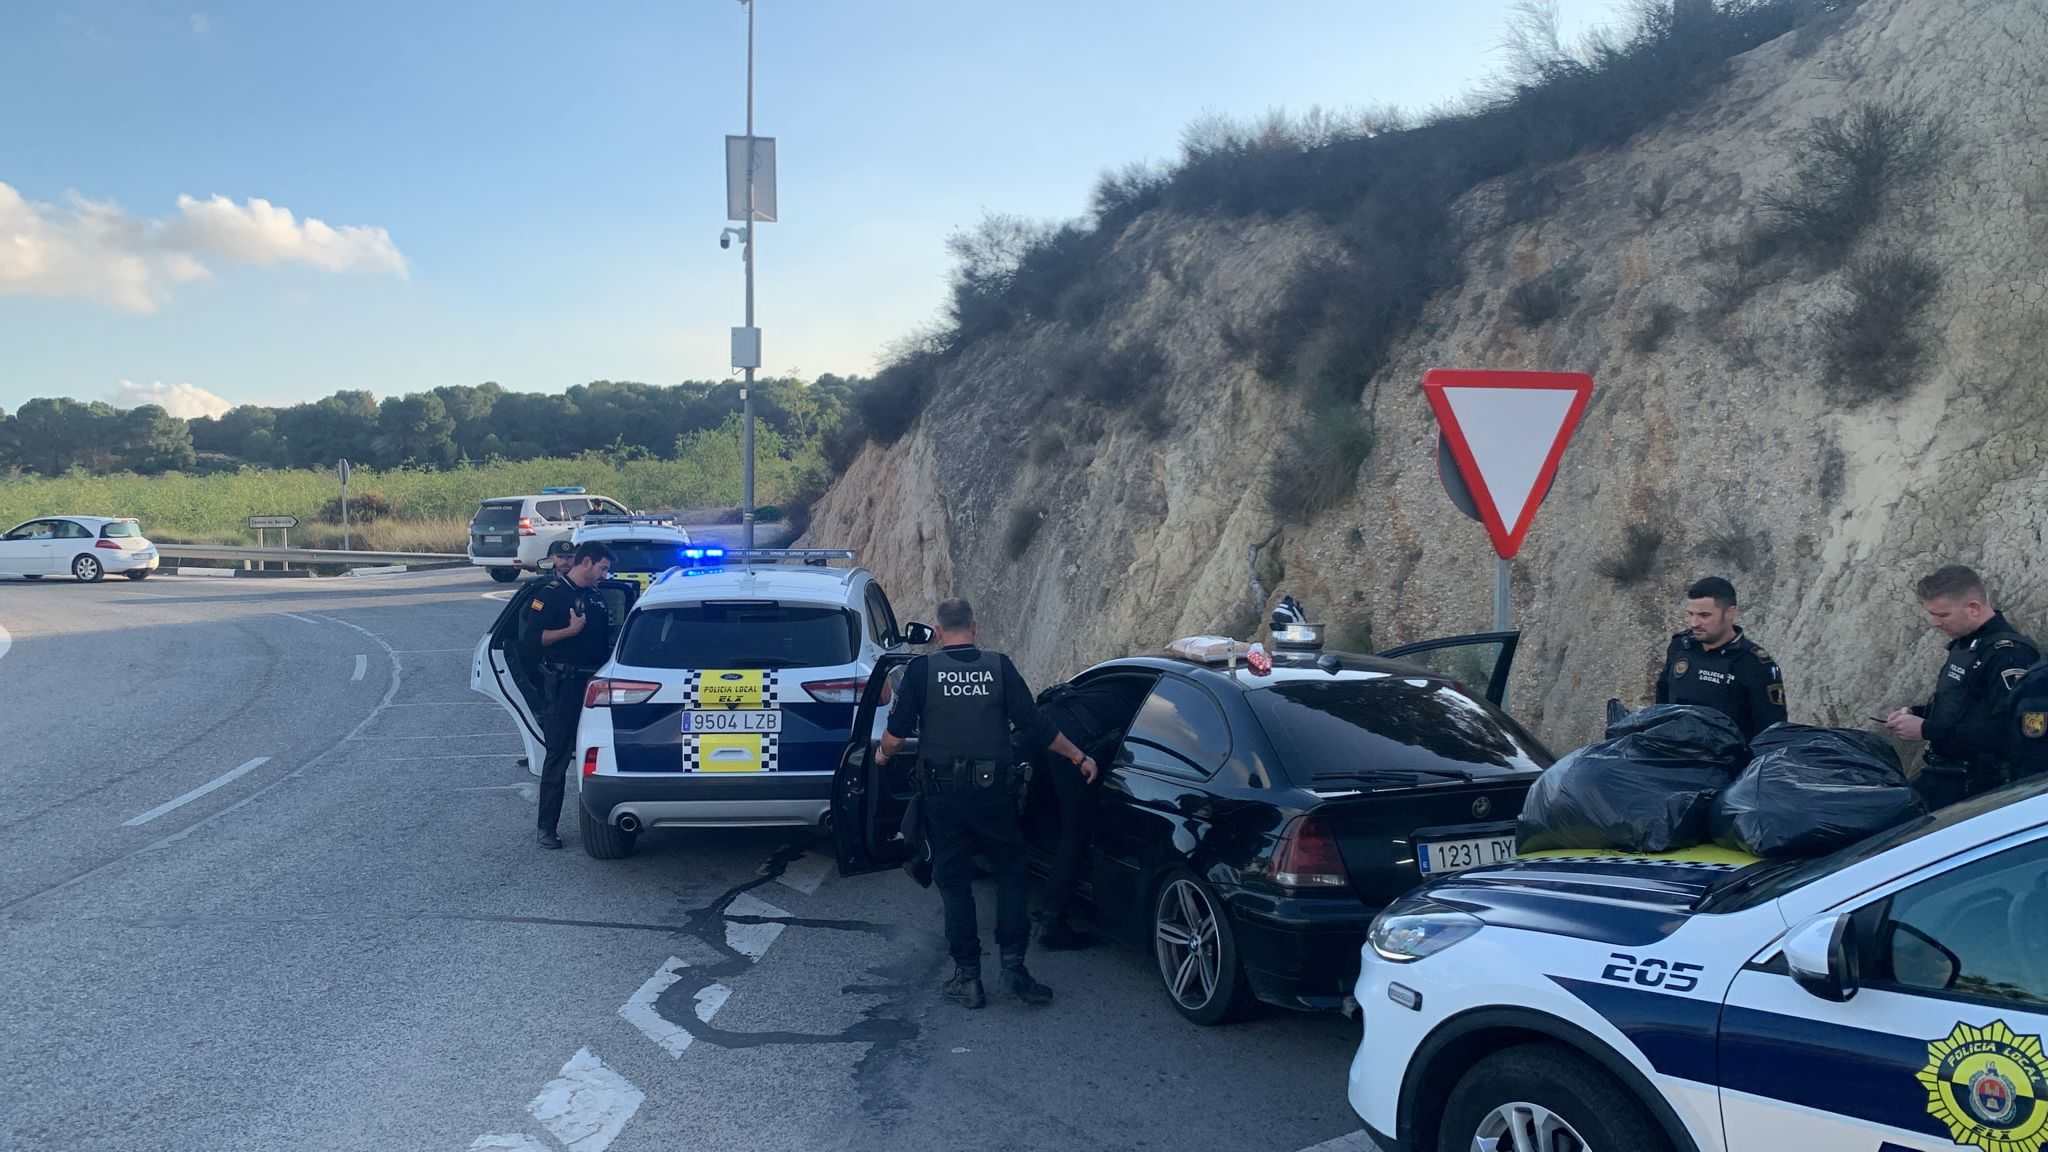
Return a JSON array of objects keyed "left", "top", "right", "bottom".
[{"left": 725, "top": 135, "right": 778, "bottom": 222}]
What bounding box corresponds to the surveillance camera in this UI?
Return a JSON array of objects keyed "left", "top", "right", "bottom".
[{"left": 720, "top": 232, "right": 732, "bottom": 250}]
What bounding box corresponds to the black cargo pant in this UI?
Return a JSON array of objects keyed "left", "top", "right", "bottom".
[
  {"left": 1041, "top": 756, "right": 1101, "bottom": 928},
  {"left": 1914, "top": 755, "right": 2003, "bottom": 812},
  {"left": 538, "top": 667, "right": 593, "bottom": 834},
  {"left": 924, "top": 763, "right": 1030, "bottom": 969}
]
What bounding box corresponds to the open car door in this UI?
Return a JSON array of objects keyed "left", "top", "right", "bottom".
[
  {"left": 1376, "top": 630, "right": 1520, "bottom": 707},
  {"left": 832, "top": 651, "right": 920, "bottom": 876},
  {"left": 470, "top": 578, "right": 642, "bottom": 775}
]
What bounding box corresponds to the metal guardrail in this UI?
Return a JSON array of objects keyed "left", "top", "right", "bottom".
[{"left": 157, "top": 544, "right": 468, "bottom": 567}]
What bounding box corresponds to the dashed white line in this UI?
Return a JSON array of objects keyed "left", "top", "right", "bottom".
[
  {"left": 278, "top": 612, "right": 323, "bottom": 625},
  {"left": 527, "top": 1048, "right": 643, "bottom": 1152},
  {"left": 619, "top": 957, "right": 696, "bottom": 1056},
  {"left": 123, "top": 758, "right": 272, "bottom": 827},
  {"left": 0, "top": 620, "right": 11, "bottom": 664},
  {"left": 351, "top": 654, "right": 367, "bottom": 681},
  {"left": 724, "top": 891, "right": 790, "bottom": 960}
]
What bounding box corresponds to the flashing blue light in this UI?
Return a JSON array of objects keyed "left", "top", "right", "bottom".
[
  {"left": 540, "top": 486, "right": 586, "bottom": 494},
  {"left": 681, "top": 547, "right": 728, "bottom": 564}
]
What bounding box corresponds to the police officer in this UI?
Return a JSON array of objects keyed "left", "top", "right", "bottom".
[
  {"left": 1654, "top": 576, "right": 1786, "bottom": 741},
  {"left": 512, "top": 541, "right": 579, "bottom": 728},
  {"left": 1886, "top": 565, "right": 2039, "bottom": 809},
  {"left": 2005, "top": 660, "right": 2048, "bottom": 783},
  {"left": 516, "top": 540, "right": 614, "bottom": 849},
  {"left": 874, "top": 597, "right": 1096, "bottom": 1009}
]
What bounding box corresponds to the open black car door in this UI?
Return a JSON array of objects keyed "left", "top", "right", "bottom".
[
  {"left": 1376, "top": 631, "right": 1520, "bottom": 707},
  {"left": 832, "top": 651, "right": 920, "bottom": 876}
]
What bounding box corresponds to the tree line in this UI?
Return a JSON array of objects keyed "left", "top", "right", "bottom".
[{"left": 0, "top": 377, "right": 862, "bottom": 476}]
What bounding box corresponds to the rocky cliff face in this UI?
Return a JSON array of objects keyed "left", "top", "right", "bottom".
[{"left": 807, "top": 0, "right": 2048, "bottom": 751}]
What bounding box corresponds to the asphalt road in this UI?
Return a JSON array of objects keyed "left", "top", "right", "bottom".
[{"left": 0, "top": 568, "right": 1376, "bottom": 1152}]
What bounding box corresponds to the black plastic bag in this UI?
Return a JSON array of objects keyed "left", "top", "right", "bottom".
[
  {"left": 1517, "top": 705, "right": 1748, "bottom": 852},
  {"left": 1712, "top": 723, "right": 1921, "bottom": 858}
]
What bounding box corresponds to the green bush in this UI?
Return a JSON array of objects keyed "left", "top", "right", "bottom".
[
  {"left": 320, "top": 490, "right": 393, "bottom": 523},
  {"left": 1268, "top": 410, "right": 1374, "bottom": 523}
]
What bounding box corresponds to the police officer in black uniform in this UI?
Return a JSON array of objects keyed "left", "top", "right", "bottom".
[
  {"left": 516, "top": 540, "right": 614, "bottom": 849},
  {"left": 2005, "top": 660, "right": 2048, "bottom": 783},
  {"left": 512, "top": 540, "right": 580, "bottom": 725},
  {"left": 1654, "top": 576, "right": 1787, "bottom": 741},
  {"left": 874, "top": 597, "right": 1096, "bottom": 1009},
  {"left": 1886, "top": 565, "right": 2039, "bottom": 810}
]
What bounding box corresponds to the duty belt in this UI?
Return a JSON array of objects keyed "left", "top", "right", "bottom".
[{"left": 920, "top": 759, "right": 1014, "bottom": 794}]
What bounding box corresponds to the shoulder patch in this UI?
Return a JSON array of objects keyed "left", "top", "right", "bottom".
[
  {"left": 2025, "top": 712, "right": 2047, "bottom": 740},
  {"left": 1749, "top": 646, "right": 1774, "bottom": 664},
  {"left": 1995, "top": 638, "right": 2020, "bottom": 649},
  {"left": 530, "top": 598, "right": 546, "bottom": 611}
]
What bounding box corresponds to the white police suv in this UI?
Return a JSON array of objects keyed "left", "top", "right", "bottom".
[
  {"left": 1350, "top": 778, "right": 2048, "bottom": 1152},
  {"left": 570, "top": 514, "right": 694, "bottom": 593},
  {"left": 547, "top": 548, "right": 927, "bottom": 858}
]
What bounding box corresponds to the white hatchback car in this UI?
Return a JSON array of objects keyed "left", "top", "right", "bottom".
[
  {"left": 0, "top": 516, "right": 159, "bottom": 582},
  {"left": 1349, "top": 779, "right": 2048, "bottom": 1152},
  {"left": 466, "top": 488, "right": 632, "bottom": 582},
  {"left": 477, "top": 548, "right": 925, "bottom": 858}
]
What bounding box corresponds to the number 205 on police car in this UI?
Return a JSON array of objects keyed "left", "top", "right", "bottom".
[
  {"left": 1416, "top": 834, "right": 1516, "bottom": 876},
  {"left": 679, "top": 710, "right": 782, "bottom": 734}
]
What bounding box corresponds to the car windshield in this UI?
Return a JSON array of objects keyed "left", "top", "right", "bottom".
[
  {"left": 472, "top": 502, "right": 523, "bottom": 531},
  {"left": 604, "top": 539, "right": 691, "bottom": 572},
  {"left": 1702, "top": 776, "right": 2048, "bottom": 912},
  {"left": 1246, "top": 674, "right": 1550, "bottom": 788},
  {"left": 617, "top": 603, "right": 858, "bottom": 670},
  {"left": 100, "top": 521, "right": 141, "bottom": 538}
]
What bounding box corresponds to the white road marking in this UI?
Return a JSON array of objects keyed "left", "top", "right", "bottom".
[
  {"left": 384, "top": 700, "right": 499, "bottom": 708},
  {"left": 619, "top": 957, "right": 696, "bottom": 1056},
  {"left": 527, "top": 1048, "right": 643, "bottom": 1152},
  {"left": 123, "top": 757, "right": 272, "bottom": 827},
  {"left": 351, "top": 654, "right": 367, "bottom": 681},
  {"left": 469, "top": 1136, "right": 550, "bottom": 1152},
  {"left": 1293, "top": 1132, "right": 1378, "bottom": 1152},
  {"left": 694, "top": 983, "right": 732, "bottom": 1021},
  {"left": 349, "top": 732, "right": 513, "bottom": 740},
  {"left": 724, "top": 891, "right": 789, "bottom": 960},
  {"left": 278, "top": 612, "right": 323, "bottom": 624},
  {"left": 482, "top": 590, "right": 515, "bottom": 601},
  {"left": 374, "top": 753, "right": 524, "bottom": 762},
  {"left": 775, "top": 852, "right": 831, "bottom": 895},
  {"left": 0, "top": 620, "right": 10, "bottom": 664},
  {"left": 393, "top": 648, "right": 471, "bottom": 654}
]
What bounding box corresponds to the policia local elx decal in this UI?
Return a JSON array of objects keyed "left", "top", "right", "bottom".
[{"left": 1917, "top": 1020, "right": 2048, "bottom": 1152}]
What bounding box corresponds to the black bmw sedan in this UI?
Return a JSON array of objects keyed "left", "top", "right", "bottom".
[{"left": 833, "top": 625, "right": 1553, "bottom": 1025}]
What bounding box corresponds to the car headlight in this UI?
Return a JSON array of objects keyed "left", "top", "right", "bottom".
[{"left": 1368, "top": 903, "right": 1483, "bottom": 962}]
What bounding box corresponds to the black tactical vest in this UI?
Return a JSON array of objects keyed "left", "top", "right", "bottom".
[{"left": 918, "top": 650, "right": 1010, "bottom": 764}]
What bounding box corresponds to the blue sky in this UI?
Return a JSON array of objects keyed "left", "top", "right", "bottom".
[{"left": 0, "top": 0, "right": 1627, "bottom": 417}]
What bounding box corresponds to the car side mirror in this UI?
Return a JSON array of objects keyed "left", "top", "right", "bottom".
[
  {"left": 902, "top": 622, "right": 935, "bottom": 646},
  {"left": 1783, "top": 912, "right": 1859, "bottom": 1002}
]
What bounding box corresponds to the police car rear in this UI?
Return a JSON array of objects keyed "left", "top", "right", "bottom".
[
  {"left": 570, "top": 515, "right": 694, "bottom": 593},
  {"left": 1349, "top": 778, "right": 2048, "bottom": 1152},
  {"left": 571, "top": 549, "right": 916, "bottom": 858}
]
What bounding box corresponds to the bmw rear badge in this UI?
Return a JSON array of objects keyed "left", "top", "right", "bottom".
[{"left": 1472, "top": 796, "right": 1492, "bottom": 819}]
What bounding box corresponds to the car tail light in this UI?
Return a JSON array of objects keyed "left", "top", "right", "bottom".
[
  {"left": 802, "top": 677, "right": 867, "bottom": 704},
  {"left": 585, "top": 678, "right": 660, "bottom": 707},
  {"left": 1273, "top": 815, "right": 1348, "bottom": 889},
  {"left": 95, "top": 540, "right": 122, "bottom": 550},
  {"left": 517, "top": 516, "right": 536, "bottom": 536},
  {"left": 583, "top": 747, "right": 600, "bottom": 777}
]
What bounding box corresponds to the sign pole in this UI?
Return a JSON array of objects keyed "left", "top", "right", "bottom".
[
  {"left": 1494, "top": 555, "right": 1510, "bottom": 633},
  {"left": 338, "top": 458, "right": 351, "bottom": 551}
]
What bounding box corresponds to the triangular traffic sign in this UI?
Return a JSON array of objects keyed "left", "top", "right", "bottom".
[{"left": 1423, "top": 369, "right": 1593, "bottom": 559}]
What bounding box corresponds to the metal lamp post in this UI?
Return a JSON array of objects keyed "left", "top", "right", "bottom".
[{"left": 726, "top": 0, "right": 775, "bottom": 551}]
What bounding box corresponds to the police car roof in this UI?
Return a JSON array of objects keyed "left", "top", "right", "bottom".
[
  {"left": 574, "top": 522, "right": 690, "bottom": 542},
  {"left": 634, "top": 561, "right": 865, "bottom": 606}
]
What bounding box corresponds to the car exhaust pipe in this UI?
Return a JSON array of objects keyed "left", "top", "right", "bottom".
[{"left": 617, "top": 813, "right": 640, "bottom": 834}]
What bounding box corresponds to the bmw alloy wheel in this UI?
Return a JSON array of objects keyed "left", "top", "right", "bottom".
[
  {"left": 73, "top": 555, "right": 103, "bottom": 583},
  {"left": 1471, "top": 1101, "right": 1591, "bottom": 1152},
  {"left": 1154, "top": 878, "right": 1221, "bottom": 1011}
]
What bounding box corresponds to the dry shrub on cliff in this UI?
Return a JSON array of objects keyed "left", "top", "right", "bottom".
[
  {"left": 1635, "top": 171, "right": 1672, "bottom": 221},
  {"left": 852, "top": 347, "right": 942, "bottom": 446},
  {"left": 1758, "top": 100, "right": 1948, "bottom": 268},
  {"left": 1630, "top": 302, "right": 1682, "bottom": 353},
  {"left": 1823, "top": 251, "right": 1942, "bottom": 401},
  {"left": 1268, "top": 414, "right": 1374, "bottom": 523},
  {"left": 1507, "top": 267, "right": 1582, "bottom": 328},
  {"left": 1057, "top": 338, "right": 1168, "bottom": 410}
]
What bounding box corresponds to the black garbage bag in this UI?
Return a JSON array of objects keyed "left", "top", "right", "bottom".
[
  {"left": 1712, "top": 723, "right": 1921, "bottom": 858},
  {"left": 1518, "top": 705, "right": 1749, "bottom": 853}
]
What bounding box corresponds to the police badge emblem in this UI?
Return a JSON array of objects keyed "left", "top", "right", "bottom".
[
  {"left": 1918, "top": 1020, "right": 2048, "bottom": 1152},
  {"left": 1673, "top": 659, "right": 1689, "bottom": 678},
  {"left": 2025, "top": 712, "right": 2047, "bottom": 740}
]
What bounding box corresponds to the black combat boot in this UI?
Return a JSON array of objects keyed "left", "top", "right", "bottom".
[
  {"left": 1000, "top": 959, "right": 1053, "bottom": 1006},
  {"left": 943, "top": 964, "right": 986, "bottom": 1009}
]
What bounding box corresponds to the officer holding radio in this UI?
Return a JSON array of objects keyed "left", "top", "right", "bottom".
[{"left": 875, "top": 597, "right": 1095, "bottom": 1010}]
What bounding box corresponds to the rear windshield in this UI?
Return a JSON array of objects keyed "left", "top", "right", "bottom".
[
  {"left": 472, "top": 501, "right": 523, "bottom": 531},
  {"left": 617, "top": 603, "right": 858, "bottom": 670},
  {"left": 1247, "top": 676, "right": 1549, "bottom": 788},
  {"left": 100, "top": 521, "right": 141, "bottom": 539},
  {"left": 605, "top": 540, "right": 690, "bottom": 572}
]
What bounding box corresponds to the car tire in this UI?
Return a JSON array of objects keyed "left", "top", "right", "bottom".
[
  {"left": 125, "top": 569, "right": 150, "bottom": 581},
  {"left": 580, "top": 804, "right": 636, "bottom": 860},
  {"left": 1151, "top": 868, "right": 1254, "bottom": 1025},
  {"left": 1437, "top": 1043, "right": 1671, "bottom": 1152},
  {"left": 489, "top": 567, "right": 520, "bottom": 583},
  {"left": 72, "top": 555, "right": 104, "bottom": 583}
]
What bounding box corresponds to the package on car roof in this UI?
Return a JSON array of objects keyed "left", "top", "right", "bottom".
[
  {"left": 1516, "top": 705, "right": 1748, "bottom": 854},
  {"left": 1711, "top": 723, "right": 1923, "bottom": 858}
]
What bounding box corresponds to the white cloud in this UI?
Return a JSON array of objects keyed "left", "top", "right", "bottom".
[
  {"left": 0, "top": 181, "right": 406, "bottom": 313},
  {"left": 113, "top": 380, "right": 233, "bottom": 420}
]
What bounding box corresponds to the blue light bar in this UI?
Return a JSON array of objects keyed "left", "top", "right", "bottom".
[
  {"left": 540, "top": 486, "right": 586, "bottom": 494},
  {"left": 681, "top": 547, "right": 728, "bottom": 564}
]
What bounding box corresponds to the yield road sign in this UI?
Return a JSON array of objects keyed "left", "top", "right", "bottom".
[
  {"left": 248, "top": 515, "right": 298, "bottom": 530},
  {"left": 1423, "top": 369, "right": 1593, "bottom": 560}
]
